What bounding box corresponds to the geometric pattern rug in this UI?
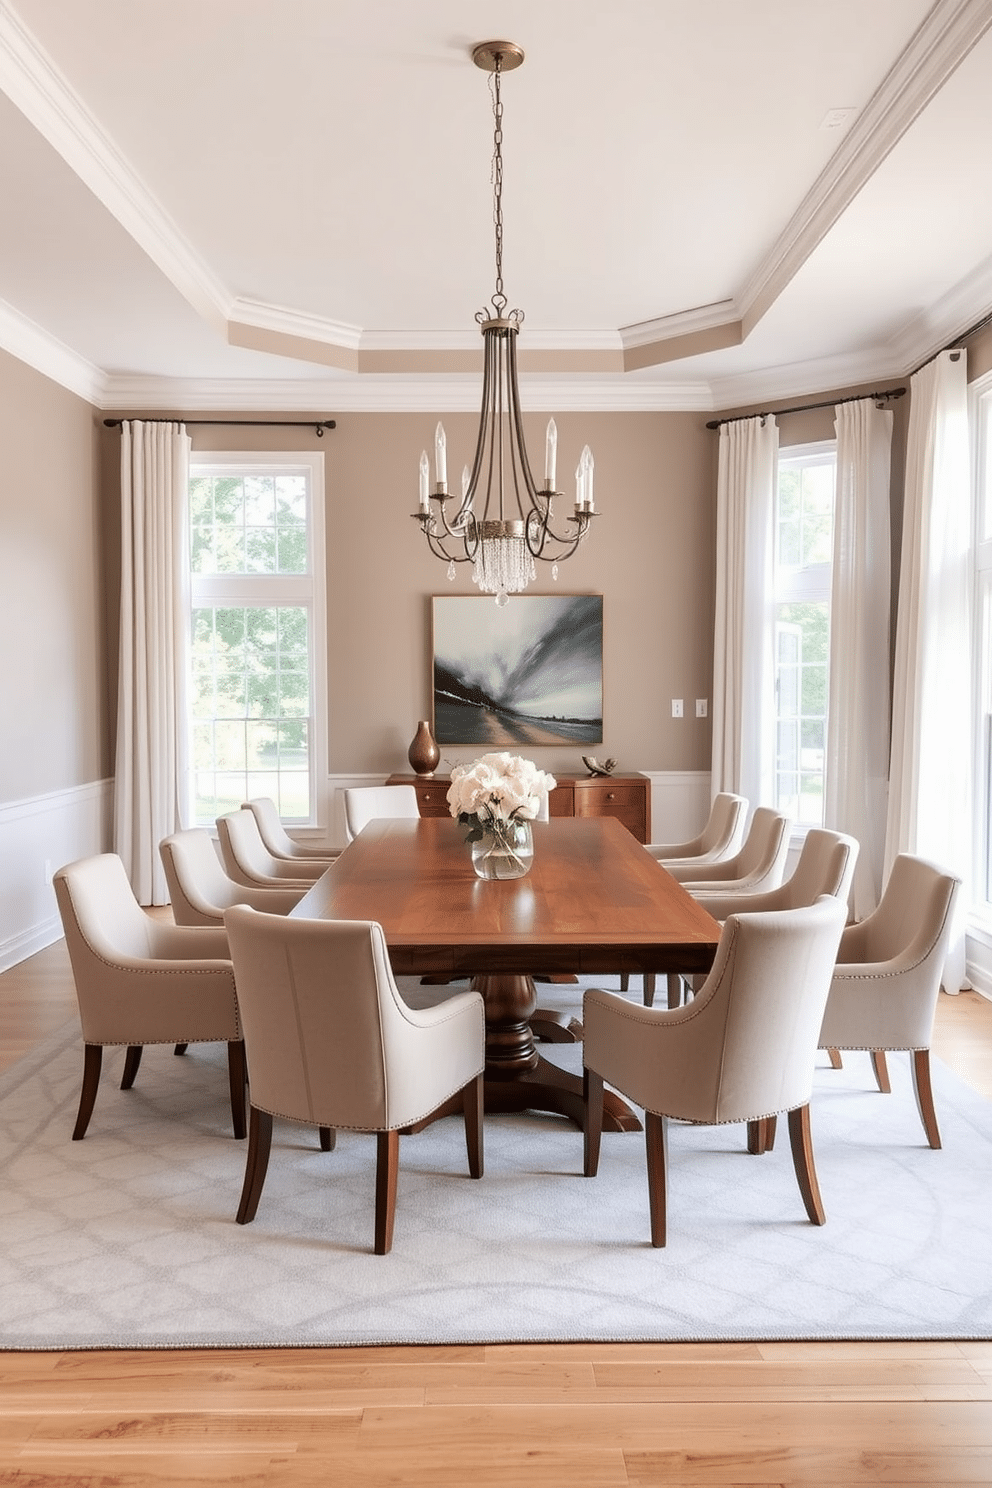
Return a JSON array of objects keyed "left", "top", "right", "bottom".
[{"left": 2, "top": 976, "right": 991, "bottom": 1349}]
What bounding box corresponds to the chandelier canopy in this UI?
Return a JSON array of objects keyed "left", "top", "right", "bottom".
[{"left": 413, "top": 40, "right": 597, "bottom": 606}]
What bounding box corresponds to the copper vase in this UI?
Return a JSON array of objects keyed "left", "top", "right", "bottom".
[{"left": 408, "top": 720, "right": 440, "bottom": 776}]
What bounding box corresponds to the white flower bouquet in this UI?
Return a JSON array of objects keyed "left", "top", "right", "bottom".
[{"left": 447, "top": 753, "right": 557, "bottom": 878}]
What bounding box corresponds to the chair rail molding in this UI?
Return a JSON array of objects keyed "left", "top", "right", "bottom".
[{"left": 0, "top": 779, "right": 113, "bottom": 972}]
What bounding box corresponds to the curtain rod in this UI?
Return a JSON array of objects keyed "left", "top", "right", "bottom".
[
  {"left": 705, "top": 387, "right": 906, "bottom": 431},
  {"left": 104, "top": 417, "right": 336, "bottom": 436}
]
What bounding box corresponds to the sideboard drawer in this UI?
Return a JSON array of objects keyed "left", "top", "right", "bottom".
[
  {"left": 409, "top": 782, "right": 448, "bottom": 817},
  {"left": 386, "top": 772, "right": 650, "bottom": 843}
]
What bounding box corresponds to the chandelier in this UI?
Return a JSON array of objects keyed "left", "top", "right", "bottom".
[{"left": 414, "top": 40, "right": 597, "bottom": 607}]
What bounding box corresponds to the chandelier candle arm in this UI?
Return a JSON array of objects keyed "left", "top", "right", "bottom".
[{"left": 413, "top": 40, "right": 599, "bottom": 603}]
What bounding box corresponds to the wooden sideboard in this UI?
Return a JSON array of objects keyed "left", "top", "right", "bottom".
[{"left": 385, "top": 772, "right": 651, "bottom": 844}]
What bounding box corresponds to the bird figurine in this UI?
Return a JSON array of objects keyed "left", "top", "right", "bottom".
[{"left": 582, "top": 755, "right": 617, "bottom": 777}]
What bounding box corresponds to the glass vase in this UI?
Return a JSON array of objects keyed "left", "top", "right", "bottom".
[{"left": 470, "top": 818, "right": 534, "bottom": 880}]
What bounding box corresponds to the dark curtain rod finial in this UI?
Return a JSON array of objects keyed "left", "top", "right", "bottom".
[{"left": 103, "top": 417, "right": 336, "bottom": 435}]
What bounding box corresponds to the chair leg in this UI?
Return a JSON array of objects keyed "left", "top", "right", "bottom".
[
  {"left": 665, "top": 973, "right": 681, "bottom": 1009},
  {"left": 787, "top": 1103, "right": 825, "bottom": 1226},
  {"left": 746, "top": 1115, "right": 779, "bottom": 1155},
  {"left": 645, "top": 1111, "right": 669, "bottom": 1248},
  {"left": 236, "top": 1106, "right": 273, "bottom": 1224},
  {"left": 227, "top": 1040, "right": 248, "bottom": 1140},
  {"left": 120, "top": 1045, "right": 143, "bottom": 1090},
  {"left": 463, "top": 1073, "right": 484, "bottom": 1179},
  {"left": 375, "top": 1130, "right": 400, "bottom": 1255},
  {"left": 174, "top": 1043, "right": 189, "bottom": 1056},
  {"left": 642, "top": 973, "right": 656, "bottom": 1007},
  {"left": 827, "top": 1048, "right": 843, "bottom": 1069},
  {"left": 72, "top": 1044, "right": 103, "bottom": 1140},
  {"left": 583, "top": 1066, "right": 604, "bottom": 1177},
  {"left": 318, "top": 1126, "right": 336, "bottom": 1151},
  {"left": 619, "top": 973, "right": 630, "bottom": 993},
  {"left": 870, "top": 1049, "right": 891, "bottom": 1094},
  {"left": 911, "top": 1048, "right": 941, "bottom": 1150}
]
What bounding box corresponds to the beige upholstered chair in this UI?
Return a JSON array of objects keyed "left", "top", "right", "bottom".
[
  {"left": 160, "top": 828, "right": 310, "bottom": 926},
  {"left": 583, "top": 896, "right": 847, "bottom": 1246},
  {"left": 53, "top": 853, "right": 246, "bottom": 1142},
  {"left": 242, "top": 796, "right": 338, "bottom": 865},
  {"left": 224, "top": 906, "right": 486, "bottom": 1254},
  {"left": 216, "top": 809, "right": 322, "bottom": 889},
  {"left": 819, "top": 854, "right": 962, "bottom": 1149},
  {"left": 673, "top": 806, "right": 792, "bottom": 893},
  {"left": 343, "top": 784, "right": 420, "bottom": 843},
  {"left": 647, "top": 792, "right": 748, "bottom": 872}
]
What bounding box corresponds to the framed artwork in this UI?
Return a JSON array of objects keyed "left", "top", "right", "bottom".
[{"left": 432, "top": 594, "right": 603, "bottom": 747}]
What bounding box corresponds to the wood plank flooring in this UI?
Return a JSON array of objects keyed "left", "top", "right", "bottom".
[{"left": 2, "top": 938, "right": 991, "bottom": 1485}]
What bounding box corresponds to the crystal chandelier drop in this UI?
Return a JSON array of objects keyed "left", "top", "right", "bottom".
[{"left": 413, "top": 40, "right": 597, "bottom": 607}]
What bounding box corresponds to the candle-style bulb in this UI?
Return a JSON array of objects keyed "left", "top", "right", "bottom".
[
  {"left": 545, "top": 418, "right": 558, "bottom": 487},
  {"left": 582, "top": 445, "right": 595, "bottom": 512},
  {"left": 434, "top": 422, "right": 447, "bottom": 486},
  {"left": 419, "top": 450, "right": 430, "bottom": 511}
]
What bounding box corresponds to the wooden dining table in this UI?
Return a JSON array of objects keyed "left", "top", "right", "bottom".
[{"left": 291, "top": 815, "right": 721, "bottom": 1133}]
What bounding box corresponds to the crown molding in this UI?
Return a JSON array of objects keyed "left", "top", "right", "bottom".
[
  {"left": 227, "top": 296, "right": 363, "bottom": 351},
  {"left": 619, "top": 300, "right": 740, "bottom": 349},
  {"left": 886, "top": 251, "right": 992, "bottom": 371},
  {"left": 0, "top": 0, "right": 229, "bottom": 331},
  {"left": 739, "top": 0, "right": 992, "bottom": 337},
  {"left": 704, "top": 349, "right": 908, "bottom": 414},
  {"left": 0, "top": 296, "right": 103, "bottom": 402}
]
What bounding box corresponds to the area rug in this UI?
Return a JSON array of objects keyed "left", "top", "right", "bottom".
[{"left": 2, "top": 977, "right": 991, "bottom": 1349}]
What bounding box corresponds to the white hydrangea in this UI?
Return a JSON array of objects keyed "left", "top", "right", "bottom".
[{"left": 447, "top": 752, "right": 557, "bottom": 825}]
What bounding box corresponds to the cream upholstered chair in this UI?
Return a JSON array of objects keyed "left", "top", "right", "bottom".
[
  {"left": 647, "top": 792, "right": 748, "bottom": 872},
  {"left": 160, "top": 829, "right": 310, "bottom": 926},
  {"left": 224, "top": 906, "right": 485, "bottom": 1254},
  {"left": 343, "top": 784, "right": 420, "bottom": 843},
  {"left": 242, "top": 796, "right": 338, "bottom": 865},
  {"left": 53, "top": 854, "right": 246, "bottom": 1142},
  {"left": 673, "top": 807, "right": 792, "bottom": 893},
  {"left": 216, "top": 809, "right": 323, "bottom": 889},
  {"left": 819, "top": 854, "right": 962, "bottom": 1149},
  {"left": 583, "top": 896, "right": 847, "bottom": 1247}
]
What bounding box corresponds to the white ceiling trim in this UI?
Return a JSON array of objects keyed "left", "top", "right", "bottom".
[
  {"left": 886, "top": 251, "right": 992, "bottom": 371},
  {"left": 738, "top": 0, "right": 992, "bottom": 338},
  {"left": 228, "top": 296, "right": 363, "bottom": 352},
  {"left": 0, "top": 295, "right": 102, "bottom": 402},
  {"left": 0, "top": 0, "right": 229, "bottom": 331},
  {"left": 620, "top": 301, "right": 740, "bottom": 350}
]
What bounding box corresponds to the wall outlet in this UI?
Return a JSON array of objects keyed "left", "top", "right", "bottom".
[
  {"left": 696, "top": 698, "right": 708, "bottom": 718},
  {"left": 671, "top": 698, "right": 683, "bottom": 718}
]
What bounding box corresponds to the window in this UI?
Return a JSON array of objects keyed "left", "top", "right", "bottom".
[
  {"left": 187, "top": 452, "right": 325, "bottom": 827},
  {"left": 973, "top": 380, "right": 992, "bottom": 904},
  {"left": 773, "top": 444, "right": 836, "bottom": 827}
]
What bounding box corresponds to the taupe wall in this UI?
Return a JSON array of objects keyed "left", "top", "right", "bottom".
[
  {"left": 0, "top": 349, "right": 109, "bottom": 801},
  {"left": 122, "top": 408, "right": 719, "bottom": 779}
]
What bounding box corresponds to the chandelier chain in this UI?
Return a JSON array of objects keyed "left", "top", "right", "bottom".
[{"left": 490, "top": 59, "right": 506, "bottom": 316}]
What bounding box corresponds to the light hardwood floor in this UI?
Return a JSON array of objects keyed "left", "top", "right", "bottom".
[{"left": 1, "top": 937, "right": 991, "bottom": 1486}]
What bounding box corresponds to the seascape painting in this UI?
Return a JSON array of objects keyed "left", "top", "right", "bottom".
[{"left": 432, "top": 595, "right": 603, "bottom": 746}]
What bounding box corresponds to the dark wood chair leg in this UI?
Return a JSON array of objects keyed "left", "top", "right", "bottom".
[
  {"left": 911, "top": 1048, "right": 941, "bottom": 1149},
  {"left": 827, "top": 1047, "right": 843, "bottom": 1068},
  {"left": 72, "top": 1044, "right": 103, "bottom": 1140},
  {"left": 764, "top": 1114, "right": 778, "bottom": 1151},
  {"left": 645, "top": 1111, "right": 669, "bottom": 1248},
  {"left": 870, "top": 1049, "right": 891, "bottom": 1094},
  {"left": 747, "top": 1118, "right": 765, "bottom": 1154},
  {"left": 620, "top": 973, "right": 630, "bottom": 993},
  {"left": 787, "top": 1103, "right": 825, "bottom": 1226},
  {"left": 120, "top": 1045, "right": 143, "bottom": 1090},
  {"left": 375, "top": 1129, "right": 400, "bottom": 1254},
  {"left": 642, "top": 973, "right": 656, "bottom": 1007},
  {"left": 236, "top": 1106, "right": 273, "bottom": 1224},
  {"left": 665, "top": 973, "right": 682, "bottom": 1009},
  {"left": 318, "top": 1126, "right": 336, "bottom": 1151},
  {"left": 583, "top": 1066, "right": 604, "bottom": 1177},
  {"left": 227, "top": 1039, "right": 248, "bottom": 1139},
  {"left": 463, "top": 1073, "right": 484, "bottom": 1179},
  {"left": 174, "top": 1043, "right": 189, "bottom": 1056}
]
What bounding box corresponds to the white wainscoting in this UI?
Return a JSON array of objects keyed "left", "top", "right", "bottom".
[
  {"left": 640, "top": 771, "right": 712, "bottom": 848},
  {"left": 0, "top": 780, "right": 112, "bottom": 972}
]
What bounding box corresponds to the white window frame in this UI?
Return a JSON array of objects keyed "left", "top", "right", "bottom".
[
  {"left": 970, "top": 373, "right": 992, "bottom": 921},
  {"left": 187, "top": 450, "right": 327, "bottom": 831},
  {"left": 773, "top": 440, "right": 836, "bottom": 831}
]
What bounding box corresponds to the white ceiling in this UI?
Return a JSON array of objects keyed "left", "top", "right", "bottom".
[{"left": 2, "top": 0, "right": 992, "bottom": 412}]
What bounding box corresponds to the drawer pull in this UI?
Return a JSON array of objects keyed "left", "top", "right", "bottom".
[
  {"left": 422, "top": 794, "right": 432, "bottom": 802},
  {"left": 607, "top": 792, "right": 615, "bottom": 800}
]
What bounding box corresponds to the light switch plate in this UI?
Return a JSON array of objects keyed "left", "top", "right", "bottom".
[{"left": 671, "top": 699, "right": 683, "bottom": 718}]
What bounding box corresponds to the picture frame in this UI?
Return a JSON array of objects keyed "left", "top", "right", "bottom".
[{"left": 432, "top": 594, "right": 603, "bottom": 747}]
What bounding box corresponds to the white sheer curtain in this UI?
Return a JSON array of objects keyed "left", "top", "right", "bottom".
[
  {"left": 113, "top": 420, "right": 191, "bottom": 906},
  {"left": 824, "top": 398, "right": 893, "bottom": 919},
  {"left": 711, "top": 415, "right": 778, "bottom": 812},
  {"left": 884, "top": 349, "right": 971, "bottom": 988}
]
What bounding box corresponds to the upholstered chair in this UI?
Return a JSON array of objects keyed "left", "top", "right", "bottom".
[
  {"left": 160, "top": 828, "right": 310, "bottom": 926},
  {"left": 672, "top": 806, "right": 792, "bottom": 892},
  {"left": 343, "top": 784, "right": 420, "bottom": 843},
  {"left": 583, "top": 896, "right": 847, "bottom": 1247},
  {"left": 224, "top": 906, "right": 486, "bottom": 1254},
  {"left": 819, "top": 854, "right": 962, "bottom": 1149},
  {"left": 216, "top": 809, "right": 322, "bottom": 889},
  {"left": 53, "top": 853, "right": 246, "bottom": 1142},
  {"left": 242, "top": 796, "right": 339, "bottom": 865},
  {"left": 646, "top": 792, "right": 748, "bottom": 872}
]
